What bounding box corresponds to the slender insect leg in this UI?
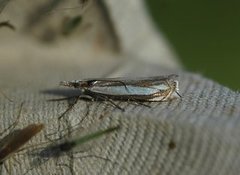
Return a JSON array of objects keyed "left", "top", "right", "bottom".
[
  {"left": 23, "top": 124, "right": 71, "bottom": 173},
  {"left": 127, "top": 99, "right": 151, "bottom": 108},
  {"left": 0, "top": 102, "right": 24, "bottom": 137},
  {"left": 58, "top": 95, "right": 94, "bottom": 120},
  {"left": 47, "top": 110, "right": 84, "bottom": 138},
  {"left": 56, "top": 151, "right": 75, "bottom": 175},
  {"left": 96, "top": 95, "right": 124, "bottom": 111},
  {"left": 56, "top": 162, "right": 74, "bottom": 175},
  {"left": 55, "top": 118, "right": 75, "bottom": 175},
  {"left": 0, "top": 90, "right": 13, "bottom": 102}
]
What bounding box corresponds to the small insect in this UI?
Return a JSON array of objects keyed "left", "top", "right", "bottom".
[
  {"left": 0, "top": 123, "right": 44, "bottom": 164},
  {"left": 58, "top": 75, "right": 181, "bottom": 118},
  {"left": 38, "top": 125, "right": 119, "bottom": 158},
  {"left": 25, "top": 126, "right": 120, "bottom": 174}
]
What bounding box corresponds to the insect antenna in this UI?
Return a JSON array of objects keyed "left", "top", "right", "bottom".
[{"left": 175, "top": 90, "right": 182, "bottom": 98}]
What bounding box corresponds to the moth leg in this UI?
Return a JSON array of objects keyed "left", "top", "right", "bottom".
[
  {"left": 127, "top": 100, "right": 151, "bottom": 108},
  {"left": 58, "top": 95, "right": 94, "bottom": 120},
  {"left": 96, "top": 95, "right": 124, "bottom": 111}
]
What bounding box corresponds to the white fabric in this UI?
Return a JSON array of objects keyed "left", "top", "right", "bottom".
[{"left": 0, "top": 0, "right": 239, "bottom": 175}]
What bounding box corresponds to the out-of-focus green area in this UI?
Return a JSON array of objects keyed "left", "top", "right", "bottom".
[{"left": 146, "top": 0, "right": 240, "bottom": 90}]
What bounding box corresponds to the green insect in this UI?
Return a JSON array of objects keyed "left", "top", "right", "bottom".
[{"left": 38, "top": 125, "right": 119, "bottom": 158}]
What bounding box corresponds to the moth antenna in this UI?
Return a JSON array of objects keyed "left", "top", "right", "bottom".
[{"left": 175, "top": 90, "right": 182, "bottom": 98}]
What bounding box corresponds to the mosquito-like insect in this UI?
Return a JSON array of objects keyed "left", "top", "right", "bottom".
[
  {"left": 38, "top": 125, "right": 119, "bottom": 158},
  {"left": 26, "top": 126, "right": 120, "bottom": 174},
  {"left": 58, "top": 74, "right": 181, "bottom": 118}
]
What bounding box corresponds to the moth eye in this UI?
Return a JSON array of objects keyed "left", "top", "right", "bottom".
[
  {"left": 87, "top": 80, "right": 96, "bottom": 86},
  {"left": 71, "top": 82, "right": 80, "bottom": 88},
  {"left": 173, "top": 81, "right": 177, "bottom": 87}
]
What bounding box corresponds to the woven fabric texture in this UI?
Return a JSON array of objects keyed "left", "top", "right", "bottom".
[
  {"left": 1, "top": 58, "right": 240, "bottom": 175},
  {"left": 0, "top": 0, "right": 240, "bottom": 175}
]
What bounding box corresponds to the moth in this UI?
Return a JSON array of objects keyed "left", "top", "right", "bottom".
[{"left": 58, "top": 74, "right": 181, "bottom": 118}]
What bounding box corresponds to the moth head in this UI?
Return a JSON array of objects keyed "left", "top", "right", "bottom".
[
  {"left": 171, "top": 80, "right": 181, "bottom": 98},
  {"left": 59, "top": 80, "right": 89, "bottom": 88}
]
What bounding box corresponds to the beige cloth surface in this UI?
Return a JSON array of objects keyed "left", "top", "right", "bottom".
[{"left": 0, "top": 0, "right": 240, "bottom": 175}]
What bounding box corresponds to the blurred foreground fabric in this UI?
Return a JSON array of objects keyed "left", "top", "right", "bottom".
[{"left": 0, "top": 0, "right": 240, "bottom": 174}]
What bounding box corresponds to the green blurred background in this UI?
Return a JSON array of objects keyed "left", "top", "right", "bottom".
[{"left": 145, "top": 0, "right": 240, "bottom": 90}]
